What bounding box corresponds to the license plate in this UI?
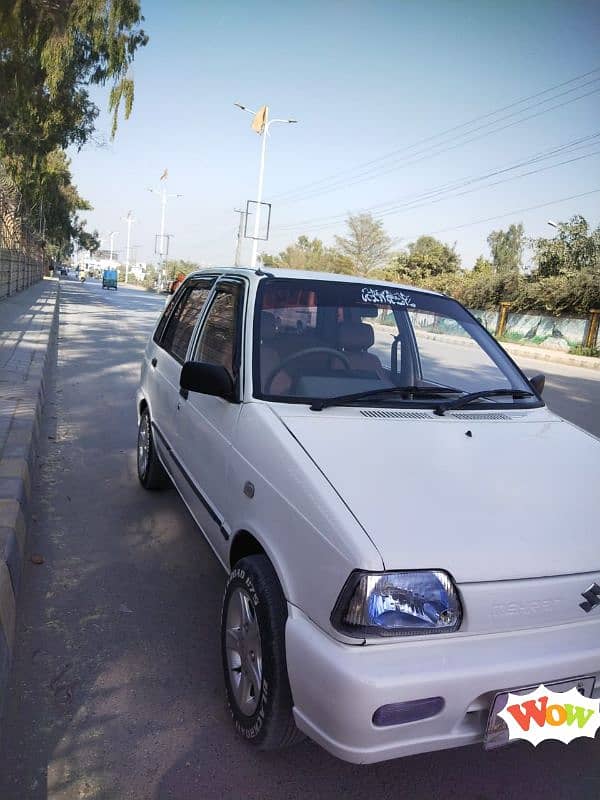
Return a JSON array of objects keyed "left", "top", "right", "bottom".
[{"left": 483, "top": 675, "right": 596, "bottom": 750}]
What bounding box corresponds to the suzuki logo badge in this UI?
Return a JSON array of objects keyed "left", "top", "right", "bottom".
[{"left": 579, "top": 582, "right": 600, "bottom": 613}]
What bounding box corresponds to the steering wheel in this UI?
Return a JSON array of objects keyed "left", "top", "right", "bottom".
[{"left": 264, "top": 347, "right": 352, "bottom": 394}]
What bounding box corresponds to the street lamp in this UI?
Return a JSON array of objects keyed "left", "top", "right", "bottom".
[
  {"left": 121, "top": 211, "right": 135, "bottom": 284},
  {"left": 148, "top": 178, "right": 182, "bottom": 289},
  {"left": 108, "top": 231, "right": 118, "bottom": 264},
  {"left": 547, "top": 220, "right": 558, "bottom": 228},
  {"left": 235, "top": 103, "right": 297, "bottom": 267}
]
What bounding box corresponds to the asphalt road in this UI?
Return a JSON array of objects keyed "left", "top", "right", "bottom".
[{"left": 0, "top": 278, "right": 598, "bottom": 800}]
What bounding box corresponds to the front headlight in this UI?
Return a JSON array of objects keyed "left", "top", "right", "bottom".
[{"left": 331, "top": 570, "right": 462, "bottom": 638}]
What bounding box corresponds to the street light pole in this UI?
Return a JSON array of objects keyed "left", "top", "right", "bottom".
[
  {"left": 250, "top": 123, "right": 269, "bottom": 268},
  {"left": 234, "top": 103, "right": 297, "bottom": 268},
  {"left": 122, "top": 211, "right": 135, "bottom": 284},
  {"left": 149, "top": 180, "right": 182, "bottom": 289},
  {"left": 108, "top": 231, "right": 118, "bottom": 264}
]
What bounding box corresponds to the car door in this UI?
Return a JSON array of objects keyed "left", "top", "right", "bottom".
[
  {"left": 147, "top": 278, "right": 215, "bottom": 468},
  {"left": 174, "top": 278, "right": 246, "bottom": 564}
]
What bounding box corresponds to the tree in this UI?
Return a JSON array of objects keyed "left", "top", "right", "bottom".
[
  {"left": 532, "top": 215, "right": 600, "bottom": 277},
  {"left": 262, "top": 236, "right": 355, "bottom": 274},
  {"left": 0, "top": 0, "right": 147, "bottom": 253},
  {"left": 164, "top": 259, "right": 201, "bottom": 281},
  {"left": 472, "top": 255, "right": 493, "bottom": 274},
  {"left": 0, "top": 0, "right": 148, "bottom": 151},
  {"left": 391, "top": 235, "right": 461, "bottom": 281},
  {"left": 334, "top": 213, "right": 392, "bottom": 274},
  {"left": 487, "top": 223, "right": 525, "bottom": 274}
]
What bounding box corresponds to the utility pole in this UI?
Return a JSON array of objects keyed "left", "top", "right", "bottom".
[
  {"left": 149, "top": 171, "right": 182, "bottom": 290},
  {"left": 122, "top": 211, "right": 135, "bottom": 284},
  {"left": 234, "top": 208, "right": 246, "bottom": 266}
]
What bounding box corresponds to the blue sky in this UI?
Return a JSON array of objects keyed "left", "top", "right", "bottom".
[{"left": 70, "top": 0, "right": 600, "bottom": 269}]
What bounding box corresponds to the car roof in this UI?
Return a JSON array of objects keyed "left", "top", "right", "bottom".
[{"left": 186, "top": 266, "right": 443, "bottom": 296}]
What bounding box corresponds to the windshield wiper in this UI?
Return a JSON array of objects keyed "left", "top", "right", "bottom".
[
  {"left": 433, "top": 388, "right": 534, "bottom": 416},
  {"left": 310, "top": 385, "right": 460, "bottom": 412}
]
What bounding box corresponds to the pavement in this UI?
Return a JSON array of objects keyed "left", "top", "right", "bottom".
[
  {"left": 0, "top": 277, "right": 598, "bottom": 800},
  {"left": 0, "top": 278, "right": 59, "bottom": 721}
]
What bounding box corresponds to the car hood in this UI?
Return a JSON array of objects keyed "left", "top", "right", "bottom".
[{"left": 276, "top": 408, "right": 600, "bottom": 582}]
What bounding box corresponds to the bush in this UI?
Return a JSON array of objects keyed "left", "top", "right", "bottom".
[{"left": 414, "top": 269, "right": 599, "bottom": 316}]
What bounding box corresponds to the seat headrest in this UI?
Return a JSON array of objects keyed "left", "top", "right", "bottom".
[
  {"left": 338, "top": 321, "right": 374, "bottom": 351},
  {"left": 261, "top": 311, "right": 277, "bottom": 340}
]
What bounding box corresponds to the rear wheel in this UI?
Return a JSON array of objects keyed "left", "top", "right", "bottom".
[
  {"left": 137, "top": 407, "right": 170, "bottom": 489},
  {"left": 221, "top": 555, "right": 303, "bottom": 750}
]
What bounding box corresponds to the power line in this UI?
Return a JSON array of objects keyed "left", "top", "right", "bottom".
[
  {"left": 278, "top": 132, "right": 600, "bottom": 229},
  {"left": 276, "top": 132, "right": 600, "bottom": 232},
  {"left": 277, "top": 83, "right": 600, "bottom": 206},
  {"left": 409, "top": 189, "right": 600, "bottom": 237},
  {"left": 374, "top": 150, "right": 600, "bottom": 223},
  {"left": 271, "top": 66, "right": 600, "bottom": 203}
]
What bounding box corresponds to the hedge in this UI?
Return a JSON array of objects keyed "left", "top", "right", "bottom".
[{"left": 404, "top": 270, "right": 600, "bottom": 317}]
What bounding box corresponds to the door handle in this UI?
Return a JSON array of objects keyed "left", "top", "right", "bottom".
[{"left": 151, "top": 357, "right": 157, "bottom": 368}]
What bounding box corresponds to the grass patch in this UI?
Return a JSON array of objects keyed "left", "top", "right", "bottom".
[
  {"left": 568, "top": 345, "right": 600, "bottom": 358},
  {"left": 500, "top": 332, "right": 548, "bottom": 345}
]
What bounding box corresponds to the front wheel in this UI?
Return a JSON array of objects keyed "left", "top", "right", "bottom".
[{"left": 221, "top": 555, "right": 304, "bottom": 750}]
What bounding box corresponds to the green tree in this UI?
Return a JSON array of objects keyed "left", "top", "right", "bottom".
[
  {"left": 37, "top": 149, "right": 99, "bottom": 259},
  {"left": 472, "top": 255, "right": 493, "bottom": 274},
  {"left": 334, "top": 213, "right": 392, "bottom": 274},
  {"left": 0, "top": 0, "right": 147, "bottom": 253},
  {"left": 262, "top": 236, "right": 355, "bottom": 274},
  {"left": 487, "top": 223, "right": 525, "bottom": 274},
  {"left": 0, "top": 0, "right": 148, "bottom": 151},
  {"left": 164, "top": 259, "right": 201, "bottom": 281},
  {"left": 532, "top": 215, "right": 600, "bottom": 277},
  {"left": 391, "top": 235, "right": 461, "bottom": 281}
]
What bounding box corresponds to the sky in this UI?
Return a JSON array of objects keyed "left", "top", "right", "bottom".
[{"left": 69, "top": 0, "right": 600, "bottom": 270}]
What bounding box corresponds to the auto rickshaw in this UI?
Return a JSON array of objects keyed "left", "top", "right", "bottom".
[{"left": 102, "top": 268, "right": 118, "bottom": 290}]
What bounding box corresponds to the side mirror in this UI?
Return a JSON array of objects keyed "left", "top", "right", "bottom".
[
  {"left": 529, "top": 373, "right": 545, "bottom": 396},
  {"left": 180, "top": 361, "right": 234, "bottom": 400}
]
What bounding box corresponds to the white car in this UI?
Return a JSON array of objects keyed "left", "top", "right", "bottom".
[{"left": 136, "top": 267, "right": 600, "bottom": 763}]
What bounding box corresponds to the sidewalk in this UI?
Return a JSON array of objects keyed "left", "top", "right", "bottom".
[{"left": 0, "top": 278, "right": 59, "bottom": 718}]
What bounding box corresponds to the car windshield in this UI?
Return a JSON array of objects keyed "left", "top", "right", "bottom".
[{"left": 253, "top": 278, "right": 540, "bottom": 409}]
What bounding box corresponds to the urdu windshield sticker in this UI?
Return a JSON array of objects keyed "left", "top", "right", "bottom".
[{"left": 361, "top": 286, "right": 416, "bottom": 308}]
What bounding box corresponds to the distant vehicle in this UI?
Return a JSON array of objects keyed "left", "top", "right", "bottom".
[{"left": 102, "top": 268, "right": 118, "bottom": 290}]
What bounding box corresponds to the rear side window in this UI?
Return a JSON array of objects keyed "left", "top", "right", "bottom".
[
  {"left": 159, "top": 281, "right": 213, "bottom": 362},
  {"left": 192, "top": 283, "right": 243, "bottom": 379}
]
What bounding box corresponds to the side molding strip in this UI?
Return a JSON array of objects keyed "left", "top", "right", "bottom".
[{"left": 152, "top": 422, "right": 229, "bottom": 540}]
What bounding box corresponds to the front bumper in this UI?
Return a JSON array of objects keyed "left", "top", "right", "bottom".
[{"left": 285, "top": 609, "right": 600, "bottom": 764}]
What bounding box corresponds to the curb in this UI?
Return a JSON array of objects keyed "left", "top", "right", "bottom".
[
  {"left": 393, "top": 326, "right": 600, "bottom": 371},
  {"left": 0, "top": 280, "right": 59, "bottom": 716},
  {"left": 501, "top": 341, "right": 600, "bottom": 371}
]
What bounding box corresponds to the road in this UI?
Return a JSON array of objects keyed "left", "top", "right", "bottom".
[{"left": 0, "top": 279, "right": 598, "bottom": 800}]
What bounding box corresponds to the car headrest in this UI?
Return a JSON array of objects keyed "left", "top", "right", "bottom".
[
  {"left": 261, "top": 311, "right": 277, "bottom": 341},
  {"left": 338, "top": 322, "right": 374, "bottom": 351}
]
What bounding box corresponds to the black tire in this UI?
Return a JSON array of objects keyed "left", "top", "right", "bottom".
[
  {"left": 137, "top": 407, "right": 170, "bottom": 490},
  {"left": 221, "top": 555, "right": 304, "bottom": 750}
]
